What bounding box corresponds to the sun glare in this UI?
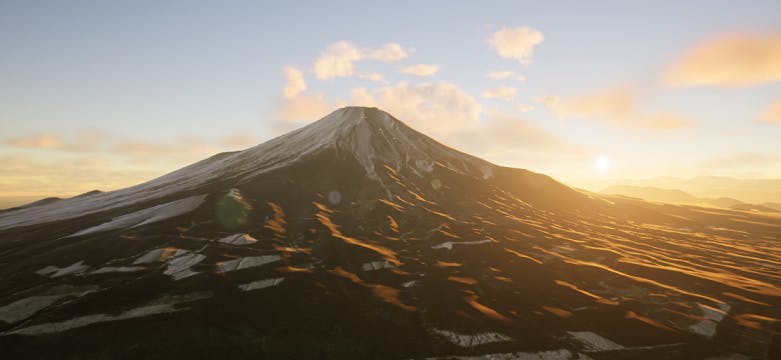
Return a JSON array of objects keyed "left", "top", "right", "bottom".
[{"left": 595, "top": 155, "right": 610, "bottom": 171}]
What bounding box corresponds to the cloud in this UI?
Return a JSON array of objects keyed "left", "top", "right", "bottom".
[
  {"left": 554, "top": 88, "right": 633, "bottom": 120},
  {"left": 537, "top": 89, "right": 695, "bottom": 131},
  {"left": 485, "top": 70, "right": 515, "bottom": 79},
  {"left": 313, "top": 41, "right": 411, "bottom": 80},
  {"left": 367, "top": 43, "right": 410, "bottom": 62},
  {"left": 6, "top": 133, "right": 63, "bottom": 149},
  {"left": 515, "top": 104, "right": 534, "bottom": 112},
  {"left": 358, "top": 72, "right": 386, "bottom": 82},
  {"left": 402, "top": 64, "right": 439, "bottom": 77},
  {"left": 484, "top": 70, "right": 526, "bottom": 82},
  {"left": 5, "top": 131, "right": 106, "bottom": 152},
  {"left": 442, "top": 112, "right": 585, "bottom": 171},
  {"left": 482, "top": 86, "right": 517, "bottom": 100},
  {"left": 112, "top": 138, "right": 216, "bottom": 160},
  {"left": 0, "top": 153, "right": 161, "bottom": 197},
  {"left": 282, "top": 66, "right": 307, "bottom": 98},
  {"left": 349, "top": 81, "right": 481, "bottom": 135},
  {"left": 664, "top": 34, "right": 781, "bottom": 87},
  {"left": 277, "top": 92, "right": 333, "bottom": 121},
  {"left": 761, "top": 100, "right": 781, "bottom": 124},
  {"left": 702, "top": 152, "right": 780, "bottom": 168},
  {"left": 533, "top": 95, "right": 560, "bottom": 107},
  {"left": 641, "top": 114, "right": 694, "bottom": 131},
  {"left": 218, "top": 135, "right": 258, "bottom": 149},
  {"left": 487, "top": 27, "right": 544, "bottom": 65},
  {"left": 313, "top": 41, "right": 363, "bottom": 80}
]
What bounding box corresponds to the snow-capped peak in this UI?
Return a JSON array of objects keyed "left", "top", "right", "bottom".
[{"left": 0, "top": 107, "right": 492, "bottom": 230}]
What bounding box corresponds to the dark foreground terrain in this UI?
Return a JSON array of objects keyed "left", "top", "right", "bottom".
[{"left": 0, "top": 107, "right": 779, "bottom": 359}]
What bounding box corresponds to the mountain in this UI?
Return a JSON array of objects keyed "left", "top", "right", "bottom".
[
  {"left": 0, "top": 107, "right": 779, "bottom": 359},
  {"left": 600, "top": 185, "right": 777, "bottom": 212},
  {"left": 583, "top": 177, "right": 781, "bottom": 204},
  {"left": 601, "top": 185, "right": 702, "bottom": 204}
]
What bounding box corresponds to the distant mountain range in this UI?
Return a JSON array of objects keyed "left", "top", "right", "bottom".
[
  {"left": 601, "top": 185, "right": 781, "bottom": 213},
  {"left": 580, "top": 176, "right": 781, "bottom": 205}
]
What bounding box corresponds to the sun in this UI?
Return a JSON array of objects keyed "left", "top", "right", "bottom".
[{"left": 594, "top": 155, "right": 610, "bottom": 171}]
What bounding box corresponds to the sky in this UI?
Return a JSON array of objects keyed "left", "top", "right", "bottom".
[{"left": 1, "top": 0, "right": 781, "bottom": 201}]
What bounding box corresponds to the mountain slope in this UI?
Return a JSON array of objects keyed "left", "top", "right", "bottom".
[{"left": 0, "top": 107, "right": 779, "bottom": 359}]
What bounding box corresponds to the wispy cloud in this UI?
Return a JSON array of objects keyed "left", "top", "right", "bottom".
[
  {"left": 282, "top": 66, "right": 307, "bottom": 98},
  {"left": 486, "top": 27, "right": 544, "bottom": 65},
  {"left": 357, "top": 72, "right": 386, "bottom": 83},
  {"left": 482, "top": 86, "right": 517, "bottom": 100},
  {"left": 484, "top": 70, "right": 515, "bottom": 79},
  {"left": 5, "top": 131, "right": 106, "bottom": 152},
  {"left": 313, "top": 41, "right": 411, "bottom": 80},
  {"left": 664, "top": 33, "right": 781, "bottom": 87},
  {"left": 350, "top": 81, "right": 481, "bottom": 135},
  {"left": 366, "top": 43, "right": 410, "bottom": 62},
  {"left": 761, "top": 99, "right": 781, "bottom": 124},
  {"left": 402, "top": 64, "right": 439, "bottom": 77},
  {"left": 536, "top": 88, "right": 695, "bottom": 131},
  {"left": 6, "top": 133, "right": 63, "bottom": 149},
  {"left": 277, "top": 92, "right": 333, "bottom": 122},
  {"left": 218, "top": 135, "right": 258, "bottom": 149}
]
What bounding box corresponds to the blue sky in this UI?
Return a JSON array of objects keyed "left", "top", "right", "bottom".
[{"left": 1, "top": 0, "right": 780, "bottom": 197}]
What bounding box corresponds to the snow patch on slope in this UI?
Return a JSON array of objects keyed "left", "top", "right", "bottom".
[
  {"left": 36, "top": 261, "right": 90, "bottom": 278},
  {"left": 0, "top": 286, "right": 98, "bottom": 324},
  {"left": 90, "top": 266, "right": 145, "bottom": 275},
  {"left": 432, "top": 239, "right": 492, "bottom": 250},
  {"left": 238, "top": 277, "right": 285, "bottom": 292},
  {"left": 419, "top": 349, "right": 577, "bottom": 360},
  {"left": 688, "top": 302, "right": 730, "bottom": 338},
  {"left": 218, "top": 233, "right": 258, "bottom": 245},
  {"left": 164, "top": 253, "right": 206, "bottom": 280},
  {"left": 3, "top": 291, "right": 212, "bottom": 336},
  {"left": 362, "top": 260, "right": 394, "bottom": 272},
  {"left": 216, "top": 255, "right": 281, "bottom": 273},
  {"left": 432, "top": 328, "right": 512, "bottom": 347},
  {"left": 133, "top": 248, "right": 189, "bottom": 264},
  {"left": 66, "top": 195, "right": 207, "bottom": 237},
  {"left": 567, "top": 331, "right": 624, "bottom": 351}
]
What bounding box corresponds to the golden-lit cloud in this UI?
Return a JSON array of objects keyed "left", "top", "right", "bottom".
[
  {"left": 485, "top": 70, "right": 526, "bottom": 82},
  {"left": 515, "top": 104, "right": 534, "bottom": 112},
  {"left": 482, "top": 86, "right": 517, "bottom": 100},
  {"left": 485, "top": 70, "right": 515, "bottom": 79},
  {"left": 761, "top": 100, "right": 781, "bottom": 124},
  {"left": 350, "top": 82, "right": 481, "bottom": 134},
  {"left": 6, "top": 133, "right": 63, "bottom": 149},
  {"left": 555, "top": 88, "right": 633, "bottom": 120},
  {"left": 218, "top": 135, "right": 258, "bottom": 149},
  {"left": 702, "top": 152, "right": 780, "bottom": 168},
  {"left": 402, "top": 64, "right": 439, "bottom": 77},
  {"left": 487, "top": 27, "right": 544, "bottom": 65},
  {"left": 366, "top": 43, "right": 410, "bottom": 62},
  {"left": 357, "top": 72, "right": 385, "bottom": 82},
  {"left": 282, "top": 66, "right": 307, "bottom": 98},
  {"left": 313, "top": 41, "right": 363, "bottom": 80},
  {"left": 664, "top": 34, "right": 781, "bottom": 87},
  {"left": 5, "top": 131, "right": 106, "bottom": 152},
  {"left": 641, "top": 114, "right": 694, "bottom": 131},
  {"left": 277, "top": 92, "right": 333, "bottom": 121},
  {"left": 538, "top": 89, "right": 695, "bottom": 131},
  {"left": 313, "top": 41, "right": 410, "bottom": 80},
  {"left": 112, "top": 138, "right": 217, "bottom": 161},
  {"left": 533, "top": 95, "right": 560, "bottom": 107},
  {"left": 0, "top": 153, "right": 158, "bottom": 197}
]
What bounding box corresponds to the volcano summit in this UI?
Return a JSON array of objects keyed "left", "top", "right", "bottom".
[{"left": 0, "top": 107, "right": 779, "bottom": 359}]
